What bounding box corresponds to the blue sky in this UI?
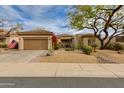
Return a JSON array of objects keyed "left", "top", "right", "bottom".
[{"left": 0, "top": 5, "right": 84, "bottom": 35}]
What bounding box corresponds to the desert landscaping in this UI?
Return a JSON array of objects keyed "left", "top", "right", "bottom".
[
  {"left": 32, "top": 49, "right": 98, "bottom": 63},
  {"left": 0, "top": 5, "right": 124, "bottom": 64},
  {"left": 95, "top": 50, "right": 124, "bottom": 64},
  {"left": 31, "top": 49, "right": 124, "bottom": 64}
]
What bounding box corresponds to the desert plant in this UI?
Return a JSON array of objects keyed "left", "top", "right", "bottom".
[
  {"left": 54, "top": 44, "right": 60, "bottom": 50},
  {"left": 107, "top": 42, "right": 124, "bottom": 51},
  {"left": 91, "top": 43, "right": 97, "bottom": 52},
  {"left": 114, "top": 42, "right": 124, "bottom": 51},
  {"left": 1, "top": 43, "right": 8, "bottom": 48},
  {"left": 107, "top": 43, "right": 115, "bottom": 50},
  {"left": 76, "top": 43, "right": 81, "bottom": 50},
  {"left": 82, "top": 45, "right": 92, "bottom": 55},
  {"left": 65, "top": 48, "right": 74, "bottom": 51},
  {"left": 54, "top": 44, "right": 58, "bottom": 50}
]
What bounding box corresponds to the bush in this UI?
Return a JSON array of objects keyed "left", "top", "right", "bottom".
[
  {"left": 54, "top": 45, "right": 59, "bottom": 50},
  {"left": 1, "top": 43, "right": 8, "bottom": 48},
  {"left": 107, "top": 42, "right": 124, "bottom": 51},
  {"left": 65, "top": 48, "right": 74, "bottom": 51},
  {"left": 107, "top": 43, "right": 115, "bottom": 50},
  {"left": 115, "top": 43, "right": 124, "bottom": 51},
  {"left": 54, "top": 44, "right": 60, "bottom": 50},
  {"left": 76, "top": 43, "right": 83, "bottom": 50},
  {"left": 82, "top": 45, "right": 92, "bottom": 55},
  {"left": 91, "top": 43, "right": 97, "bottom": 52}
]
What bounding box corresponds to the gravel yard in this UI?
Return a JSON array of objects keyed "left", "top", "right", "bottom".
[
  {"left": 94, "top": 50, "right": 124, "bottom": 64},
  {"left": 1, "top": 49, "right": 123, "bottom": 64},
  {"left": 32, "top": 49, "right": 98, "bottom": 63}
]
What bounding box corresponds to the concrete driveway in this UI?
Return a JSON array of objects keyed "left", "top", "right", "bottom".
[{"left": 0, "top": 50, "right": 48, "bottom": 63}]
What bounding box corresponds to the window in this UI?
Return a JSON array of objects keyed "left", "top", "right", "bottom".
[{"left": 88, "top": 38, "right": 95, "bottom": 46}]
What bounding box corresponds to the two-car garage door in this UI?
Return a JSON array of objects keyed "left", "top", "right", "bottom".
[{"left": 23, "top": 37, "right": 48, "bottom": 50}]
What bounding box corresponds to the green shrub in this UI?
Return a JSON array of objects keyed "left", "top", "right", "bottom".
[
  {"left": 54, "top": 45, "right": 59, "bottom": 50},
  {"left": 107, "top": 43, "right": 115, "bottom": 50},
  {"left": 115, "top": 42, "right": 124, "bottom": 51},
  {"left": 107, "top": 42, "right": 124, "bottom": 51},
  {"left": 54, "top": 44, "right": 60, "bottom": 50},
  {"left": 82, "top": 45, "right": 92, "bottom": 55},
  {"left": 91, "top": 43, "right": 97, "bottom": 52},
  {"left": 1, "top": 43, "right": 8, "bottom": 48},
  {"left": 65, "top": 48, "right": 74, "bottom": 51},
  {"left": 76, "top": 43, "right": 83, "bottom": 50}
]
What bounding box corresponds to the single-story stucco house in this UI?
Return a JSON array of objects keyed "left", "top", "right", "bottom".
[
  {"left": 74, "top": 34, "right": 101, "bottom": 48},
  {"left": 57, "top": 34, "right": 75, "bottom": 48},
  {"left": 1, "top": 28, "right": 117, "bottom": 50},
  {"left": 6, "top": 29, "right": 53, "bottom": 50},
  {"left": 58, "top": 33, "right": 116, "bottom": 49},
  {"left": 57, "top": 33, "right": 101, "bottom": 49}
]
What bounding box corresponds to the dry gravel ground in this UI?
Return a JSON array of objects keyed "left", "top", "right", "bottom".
[
  {"left": 33, "top": 49, "right": 98, "bottom": 63},
  {"left": 96, "top": 50, "right": 124, "bottom": 64}
]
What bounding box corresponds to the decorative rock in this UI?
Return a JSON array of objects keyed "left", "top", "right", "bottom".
[{"left": 96, "top": 55, "right": 118, "bottom": 64}]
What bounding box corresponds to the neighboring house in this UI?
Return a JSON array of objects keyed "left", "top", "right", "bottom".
[
  {"left": 57, "top": 34, "right": 75, "bottom": 48},
  {"left": 74, "top": 34, "right": 101, "bottom": 48},
  {"left": 6, "top": 29, "right": 53, "bottom": 50},
  {"left": 58, "top": 33, "right": 117, "bottom": 49},
  {"left": 57, "top": 33, "right": 101, "bottom": 49}
]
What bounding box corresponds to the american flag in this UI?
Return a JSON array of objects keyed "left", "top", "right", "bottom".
[{"left": 8, "top": 40, "right": 17, "bottom": 48}]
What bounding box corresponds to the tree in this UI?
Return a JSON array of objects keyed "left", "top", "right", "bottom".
[
  {"left": 0, "top": 19, "right": 5, "bottom": 28},
  {"left": 0, "top": 19, "right": 23, "bottom": 36},
  {"left": 0, "top": 19, "right": 8, "bottom": 38},
  {"left": 5, "top": 23, "right": 23, "bottom": 36},
  {"left": 68, "top": 5, "right": 124, "bottom": 49}
]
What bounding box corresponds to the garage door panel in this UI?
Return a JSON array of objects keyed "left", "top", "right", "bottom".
[
  {"left": 24, "top": 38, "right": 48, "bottom": 50},
  {"left": 23, "top": 37, "right": 48, "bottom": 39}
]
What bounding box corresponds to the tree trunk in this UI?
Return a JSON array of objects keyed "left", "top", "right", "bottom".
[
  {"left": 99, "top": 5, "right": 123, "bottom": 49},
  {"left": 99, "top": 36, "right": 115, "bottom": 49},
  {"left": 103, "top": 37, "right": 114, "bottom": 49},
  {"left": 100, "top": 40, "right": 104, "bottom": 49},
  {"left": 95, "top": 35, "right": 104, "bottom": 50}
]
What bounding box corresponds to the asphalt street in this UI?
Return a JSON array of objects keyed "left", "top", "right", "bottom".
[{"left": 0, "top": 77, "right": 124, "bottom": 88}]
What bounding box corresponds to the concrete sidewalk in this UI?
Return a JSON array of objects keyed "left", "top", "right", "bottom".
[{"left": 0, "top": 63, "right": 124, "bottom": 78}]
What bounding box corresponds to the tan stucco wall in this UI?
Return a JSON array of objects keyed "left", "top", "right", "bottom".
[
  {"left": 48, "top": 36, "right": 53, "bottom": 50},
  {"left": 95, "top": 38, "right": 101, "bottom": 48},
  {"left": 18, "top": 37, "right": 24, "bottom": 50},
  {"left": 74, "top": 35, "right": 117, "bottom": 49},
  {"left": 74, "top": 35, "right": 82, "bottom": 48},
  {"left": 74, "top": 36, "right": 101, "bottom": 48},
  {"left": 6, "top": 36, "right": 19, "bottom": 45}
]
